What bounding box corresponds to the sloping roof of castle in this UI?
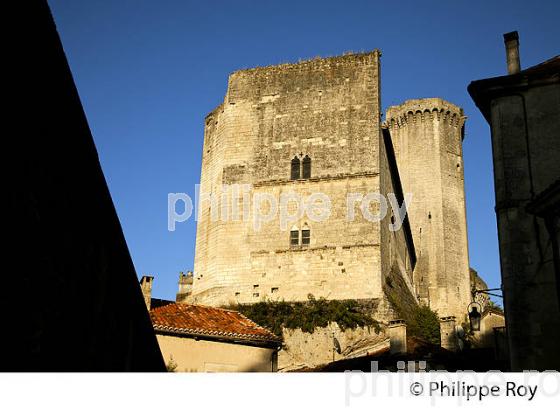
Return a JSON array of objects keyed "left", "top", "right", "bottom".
[{"left": 150, "top": 303, "right": 281, "bottom": 345}]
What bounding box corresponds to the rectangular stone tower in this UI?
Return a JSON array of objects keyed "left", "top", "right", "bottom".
[{"left": 192, "top": 51, "right": 403, "bottom": 307}]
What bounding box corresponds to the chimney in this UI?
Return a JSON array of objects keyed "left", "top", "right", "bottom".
[
  {"left": 439, "top": 316, "right": 459, "bottom": 352},
  {"left": 504, "top": 31, "right": 521, "bottom": 74},
  {"left": 388, "top": 320, "right": 407, "bottom": 355},
  {"left": 140, "top": 275, "right": 153, "bottom": 311},
  {"left": 176, "top": 271, "right": 194, "bottom": 303}
]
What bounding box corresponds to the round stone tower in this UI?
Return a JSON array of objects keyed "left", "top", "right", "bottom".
[{"left": 384, "top": 98, "right": 471, "bottom": 321}]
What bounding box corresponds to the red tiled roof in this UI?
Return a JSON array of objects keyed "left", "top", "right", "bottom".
[{"left": 150, "top": 303, "right": 281, "bottom": 344}]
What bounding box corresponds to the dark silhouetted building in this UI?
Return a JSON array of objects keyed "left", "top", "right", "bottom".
[
  {"left": 468, "top": 31, "right": 560, "bottom": 371},
  {"left": 4, "top": 0, "right": 165, "bottom": 371}
]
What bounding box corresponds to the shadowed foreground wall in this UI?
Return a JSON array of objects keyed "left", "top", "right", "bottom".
[
  {"left": 3, "top": 0, "right": 165, "bottom": 371},
  {"left": 469, "top": 51, "right": 560, "bottom": 371}
]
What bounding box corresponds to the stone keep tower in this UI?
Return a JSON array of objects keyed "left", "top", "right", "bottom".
[
  {"left": 384, "top": 99, "right": 471, "bottom": 319},
  {"left": 191, "top": 52, "right": 470, "bottom": 322},
  {"left": 192, "top": 51, "right": 402, "bottom": 307}
]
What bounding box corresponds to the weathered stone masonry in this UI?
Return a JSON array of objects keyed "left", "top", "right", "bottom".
[
  {"left": 191, "top": 51, "right": 471, "bottom": 324},
  {"left": 384, "top": 99, "right": 471, "bottom": 319}
]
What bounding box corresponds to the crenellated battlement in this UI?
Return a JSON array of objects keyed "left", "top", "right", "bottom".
[{"left": 384, "top": 98, "right": 466, "bottom": 129}]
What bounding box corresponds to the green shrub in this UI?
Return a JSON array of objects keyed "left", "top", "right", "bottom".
[{"left": 226, "top": 295, "right": 380, "bottom": 336}]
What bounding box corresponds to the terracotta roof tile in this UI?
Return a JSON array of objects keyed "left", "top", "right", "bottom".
[{"left": 150, "top": 303, "right": 281, "bottom": 344}]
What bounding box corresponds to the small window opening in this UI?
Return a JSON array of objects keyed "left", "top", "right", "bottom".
[
  {"left": 290, "top": 229, "right": 299, "bottom": 246},
  {"left": 301, "top": 228, "right": 310, "bottom": 246},
  {"left": 302, "top": 155, "right": 311, "bottom": 179},
  {"left": 290, "top": 157, "right": 300, "bottom": 180}
]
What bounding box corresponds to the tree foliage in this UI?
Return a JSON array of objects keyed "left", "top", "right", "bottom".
[
  {"left": 386, "top": 292, "right": 441, "bottom": 345},
  {"left": 405, "top": 305, "right": 441, "bottom": 345}
]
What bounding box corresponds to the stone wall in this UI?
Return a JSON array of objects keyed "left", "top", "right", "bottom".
[
  {"left": 379, "top": 127, "right": 418, "bottom": 318},
  {"left": 278, "top": 322, "right": 388, "bottom": 371},
  {"left": 190, "top": 53, "right": 469, "bottom": 358},
  {"left": 473, "top": 311, "right": 506, "bottom": 349},
  {"left": 192, "top": 52, "right": 384, "bottom": 306},
  {"left": 482, "top": 84, "right": 560, "bottom": 370}
]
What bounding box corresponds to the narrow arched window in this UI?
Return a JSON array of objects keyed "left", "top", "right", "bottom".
[
  {"left": 302, "top": 155, "right": 311, "bottom": 179},
  {"left": 290, "top": 156, "right": 301, "bottom": 180},
  {"left": 301, "top": 224, "right": 310, "bottom": 246},
  {"left": 290, "top": 227, "right": 299, "bottom": 247}
]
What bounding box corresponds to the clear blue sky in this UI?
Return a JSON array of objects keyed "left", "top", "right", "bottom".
[{"left": 49, "top": 0, "right": 559, "bottom": 302}]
